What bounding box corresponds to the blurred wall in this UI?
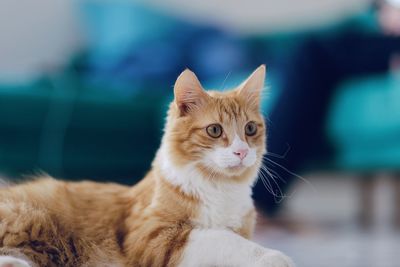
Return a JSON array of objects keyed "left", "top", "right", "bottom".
[
  {"left": 0, "top": 0, "right": 370, "bottom": 82},
  {"left": 0, "top": 0, "right": 81, "bottom": 82},
  {"left": 147, "top": 0, "right": 371, "bottom": 33}
]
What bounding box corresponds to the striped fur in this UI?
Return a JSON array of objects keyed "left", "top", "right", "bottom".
[{"left": 0, "top": 66, "right": 294, "bottom": 267}]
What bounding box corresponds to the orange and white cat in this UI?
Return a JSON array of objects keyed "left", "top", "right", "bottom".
[{"left": 0, "top": 66, "right": 294, "bottom": 267}]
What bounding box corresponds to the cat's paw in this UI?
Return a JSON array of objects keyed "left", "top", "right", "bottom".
[
  {"left": 255, "top": 250, "right": 295, "bottom": 267},
  {"left": 0, "top": 256, "right": 31, "bottom": 267}
]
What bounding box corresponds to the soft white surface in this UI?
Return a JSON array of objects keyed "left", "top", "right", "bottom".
[
  {"left": 179, "top": 229, "right": 294, "bottom": 267},
  {"left": 387, "top": 0, "right": 400, "bottom": 8},
  {"left": 254, "top": 174, "right": 400, "bottom": 267},
  {"left": 0, "top": 256, "right": 31, "bottom": 267}
]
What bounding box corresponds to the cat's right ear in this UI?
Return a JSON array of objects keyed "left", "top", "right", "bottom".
[{"left": 174, "top": 69, "right": 209, "bottom": 116}]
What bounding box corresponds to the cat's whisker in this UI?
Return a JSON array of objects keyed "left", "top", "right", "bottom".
[
  {"left": 260, "top": 165, "right": 287, "bottom": 184},
  {"left": 264, "top": 145, "right": 291, "bottom": 159},
  {"left": 260, "top": 174, "right": 287, "bottom": 203},
  {"left": 263, "top": 157, "right": 317, "bottom": 193},
  {"left": 202, "top": 164, "right": 219, "bottom": 181},
  {"left": 209, "top": 167, "right": 219, "bottom": 180},
  {"left": 258, "top": 166, "right": 286, "bottom": 199},
  {"left": 258, "top": 162, "right": 295, "bottom": 201},
  {"left": 262, "top": 164, "right": 303, "bottom": 202},
  {"left": 220, "top": 71, "right": 232, "bottom": 91},
  {"left": 262, "top": 168, "right": 287, "bottom": 200},
  {"left": 258, "top": 171, "right": 275, "bottom": 195}
]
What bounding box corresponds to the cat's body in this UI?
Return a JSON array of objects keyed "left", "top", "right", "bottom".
[{"left": 0, "top": 66, "right": 294, "bottom": 267}]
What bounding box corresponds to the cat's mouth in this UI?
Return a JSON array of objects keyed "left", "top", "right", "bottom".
[{"left": 226, "top": 163, "right": 246, "bottom": 173}]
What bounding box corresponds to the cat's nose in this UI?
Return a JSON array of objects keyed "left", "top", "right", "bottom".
[{"left": 233, "top": 149, "right": 248, "bottom": 160}]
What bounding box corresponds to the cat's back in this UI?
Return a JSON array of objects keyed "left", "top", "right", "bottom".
[
  {"left": 0, "top": 177, "right": 131, "bottom": 212},
  {"left": 0, "top": 176, "right": 135, "bottom": 232},
  {"left": 0, "top": 177, "right": 133, "bottom": 266},
  {"left": 0, "top": 177, "right": 67, "bottom": 204}
]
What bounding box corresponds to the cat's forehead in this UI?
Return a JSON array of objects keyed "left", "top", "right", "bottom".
[{"left": 200, "top": 89, "right": 254, "bottom": 123}]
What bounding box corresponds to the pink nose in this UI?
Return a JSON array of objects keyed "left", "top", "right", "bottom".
[{"left": 233, "top": 149, "right": 248, "bottom": 160}]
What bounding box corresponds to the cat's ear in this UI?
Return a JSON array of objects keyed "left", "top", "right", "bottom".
[
  {"left": 237, "top": 65, "right": 266, "bottom": 110},
  {"left": 174, "top": 69, "right": 209, "bottom": 116}
]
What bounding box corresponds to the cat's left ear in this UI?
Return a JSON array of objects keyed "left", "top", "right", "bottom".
[
  {"left": 237, "top": 65, "right": 266, "bottom": 110},
  {"left": 174, "top": 69, "right": 209, "bottom": 116}
]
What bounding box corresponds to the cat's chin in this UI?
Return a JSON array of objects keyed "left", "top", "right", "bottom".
[
  {"left": 215, "top": 164, "right": 250, "bottom": 178},
  {"left": 226, "top": 164, "right": 246, "bottom": 173}
]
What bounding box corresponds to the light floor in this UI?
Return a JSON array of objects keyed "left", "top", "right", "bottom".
[{"left": 253, "top": 174, "right": 400, "bottom": 267}]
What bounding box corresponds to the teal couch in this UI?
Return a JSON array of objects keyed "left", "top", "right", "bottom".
[
  {"left": 1, "top": 68, "right": 399, "bottom": 184},
  {"left": 0, "top": 75, "right": 169, "bottom": 184},
  {"left": 328, "top": 73, "right": 400, "bottom": 171},
  {"left": 1, "top": 5, "right": 399, "bottom": 184}
]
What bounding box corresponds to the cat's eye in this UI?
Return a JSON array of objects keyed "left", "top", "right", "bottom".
[
  {"left": 206, "top": 124, "right": 223, "bottom": 138},
  {"left": 245, "top": 121, "right": 257, "bottom": 136}
]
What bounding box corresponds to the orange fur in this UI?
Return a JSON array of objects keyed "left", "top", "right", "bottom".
[{"left": 0, "top": 66, "right": 267, "bottom": 267}]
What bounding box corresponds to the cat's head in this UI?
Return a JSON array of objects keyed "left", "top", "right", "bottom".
[{"left": 162, "top": 65, "right": 266, "bottom": 182}]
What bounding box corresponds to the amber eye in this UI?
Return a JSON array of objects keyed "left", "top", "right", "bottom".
[
  {"left": 245, "top": 121, "right": 257, "bottom": 136},
  {"left": 206, "top": 124, "right": 223, "bottom": 138}
]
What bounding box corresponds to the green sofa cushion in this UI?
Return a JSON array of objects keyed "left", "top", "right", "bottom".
[
  {"left": 327, "top": 74, "right": 400, "bottom": 170},
  {"left": 0, "top": 77, "right": 170, "bottom": 183}
]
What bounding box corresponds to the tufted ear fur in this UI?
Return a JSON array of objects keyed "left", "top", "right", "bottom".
[
  {"left": 174, "top": 69, "right": 210, "bottom": 116},
  {"left": 237, "top": 65, "right": 266, "bottom": 110}
]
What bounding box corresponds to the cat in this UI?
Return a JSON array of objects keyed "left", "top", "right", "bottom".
[{"left": 0, "top": 65, "right": 294, "bottom": 267}]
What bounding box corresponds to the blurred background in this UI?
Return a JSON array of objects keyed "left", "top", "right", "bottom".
[{"left": 0, "top": 0, "right": 400, "bottom": 266}]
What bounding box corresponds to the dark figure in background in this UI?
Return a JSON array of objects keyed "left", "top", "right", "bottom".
[{"left": 253, "top": 1, "right": 400, "bottom": 216}]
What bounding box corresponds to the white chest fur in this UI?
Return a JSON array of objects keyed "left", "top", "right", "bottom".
[
  {"left": 193, "top": 180, "right": 254, "bottom": 229},
  {"left": 159, "top": 147, "right": 254, "bottom": 230}
]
